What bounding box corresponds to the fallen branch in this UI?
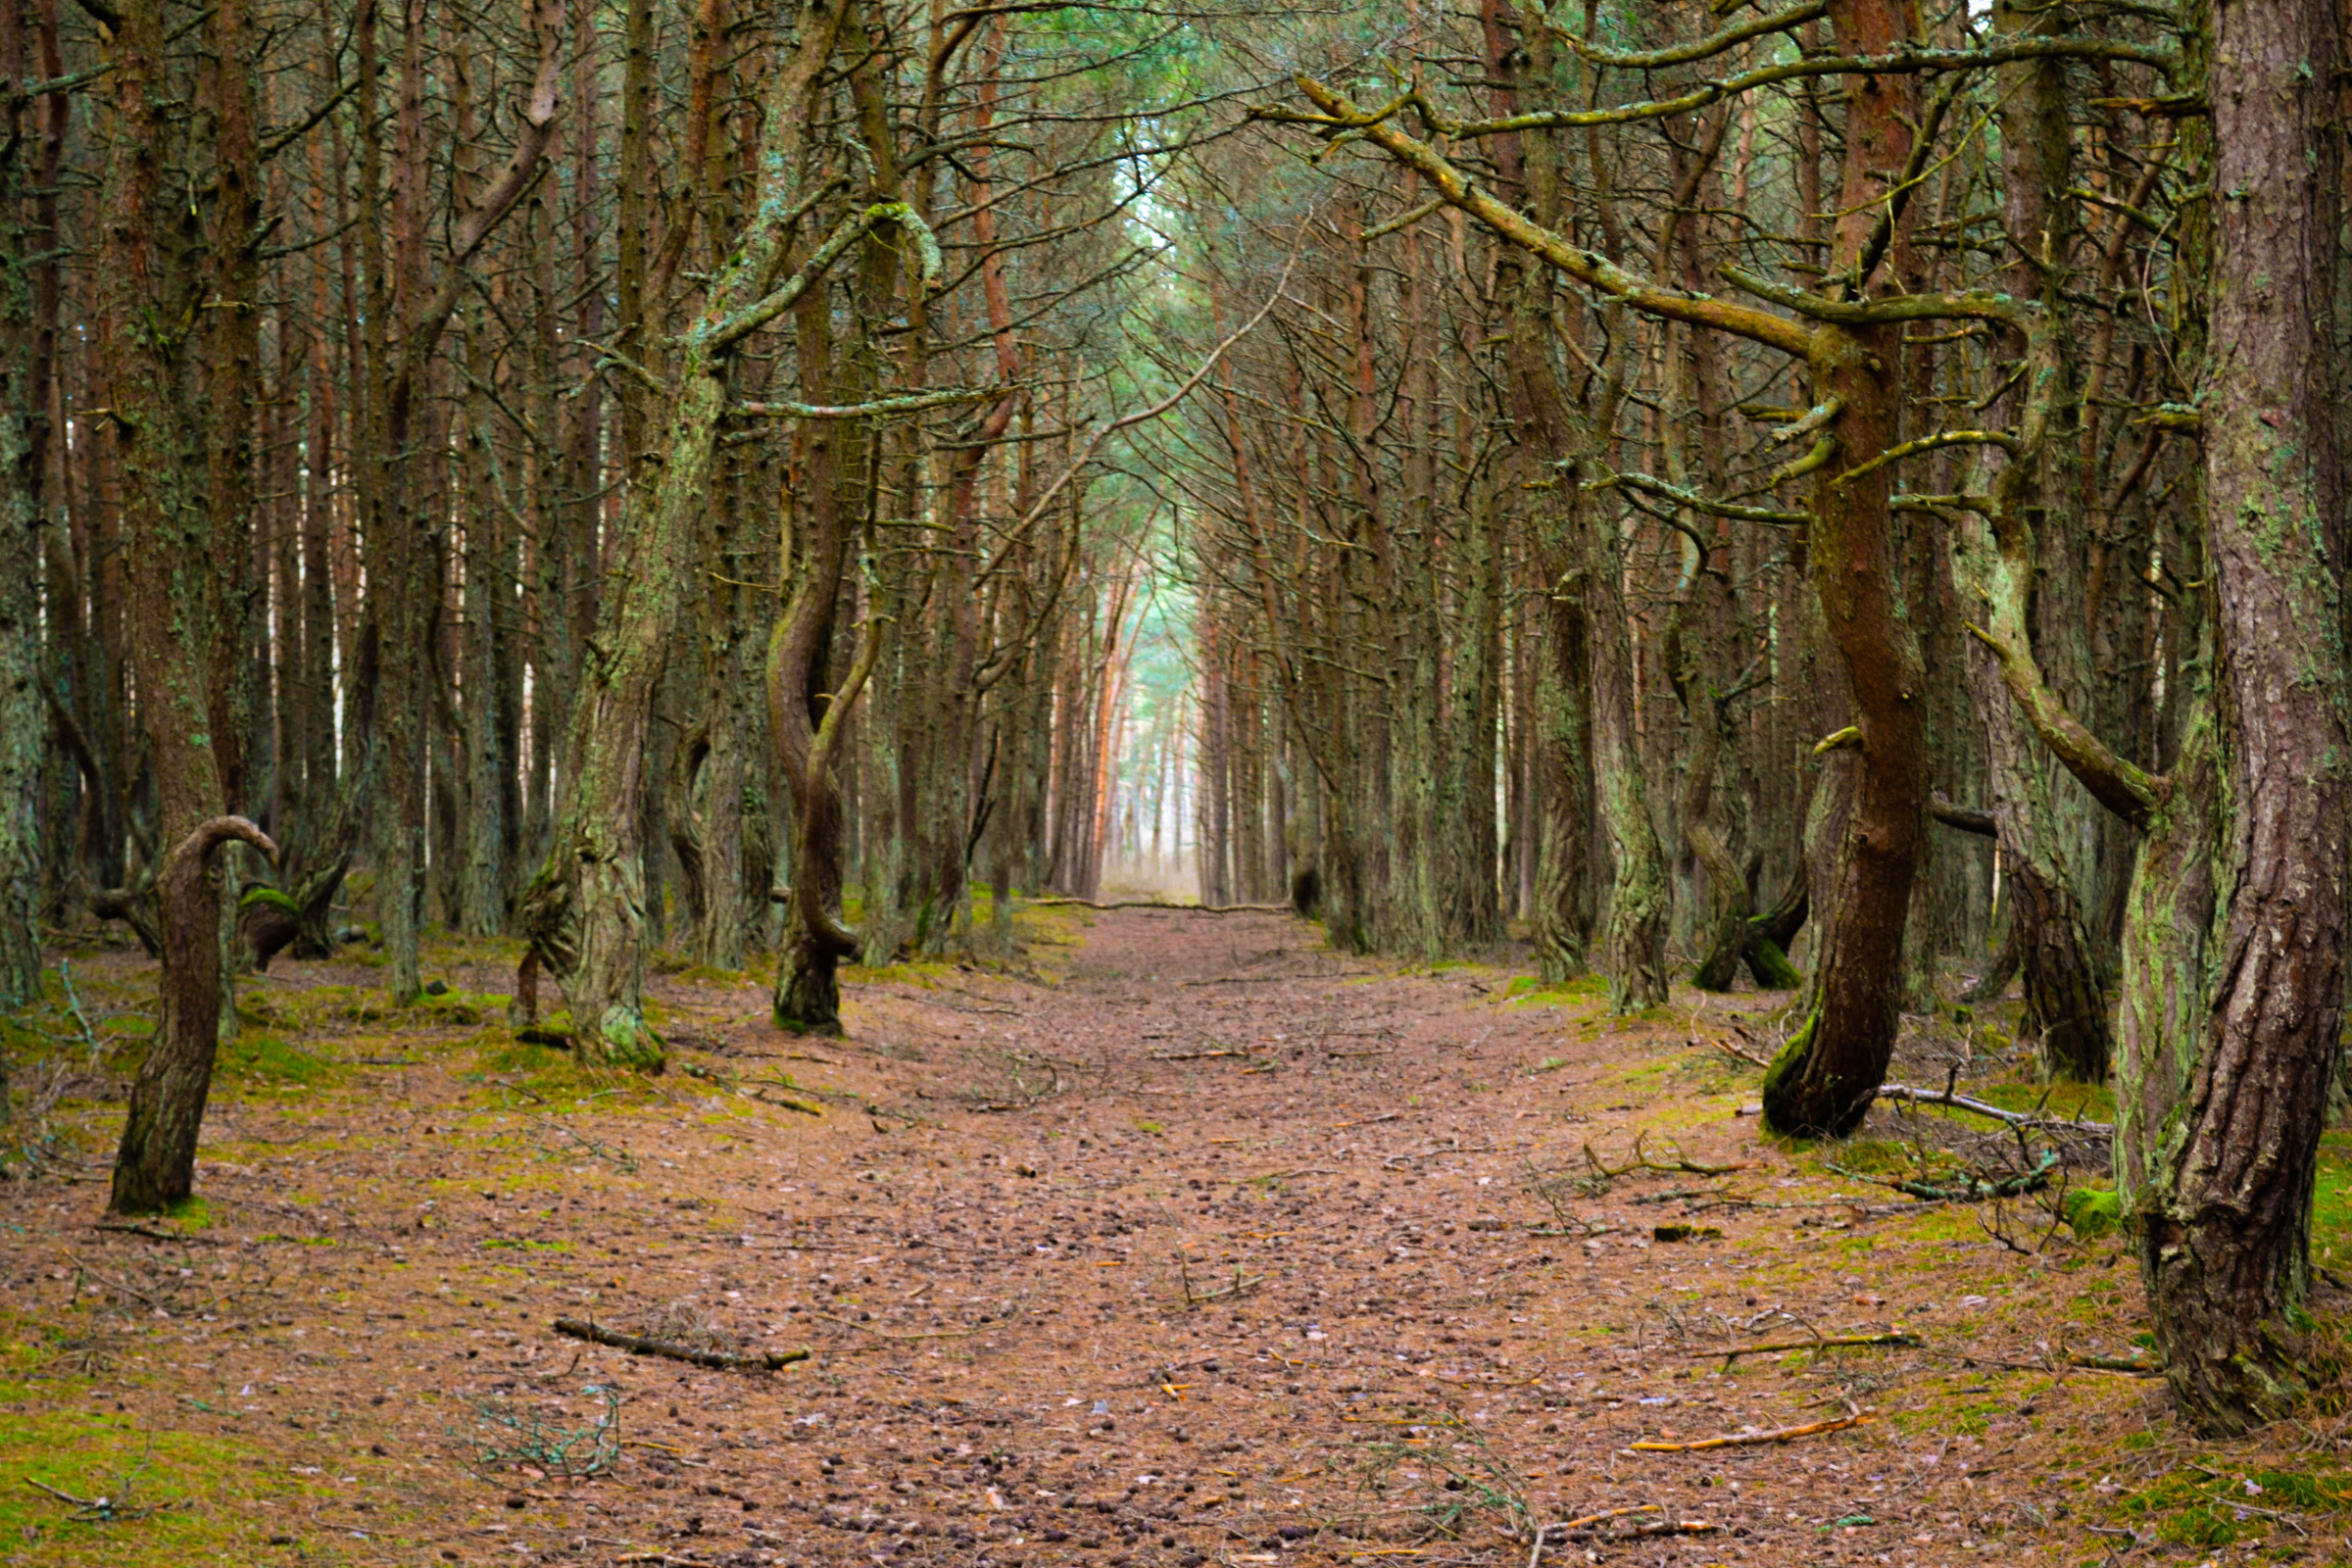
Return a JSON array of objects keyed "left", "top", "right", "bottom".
[
  {"left": 1026, "top": 898, "right": 1292, "bottom": 913},
  {"left": 1149, "top": 1049, "right": 1258, "bottom": 1061},
  {"left": 1609, "top": 1520, "right": 1721, "bottom": 1541},
  {"left": 677, "top": 1061, "right": 826, "bottom": 1115},
  {"left": 551, "top": 1317, "right": 808, "bottom": 1372},
  {"left": 1545, "top": 1505, "right": 1657, "bottom": 1534},
  {"left": 1630, "top": 1413, "right": 1870, "bottom": 1452},
  {"left": 1526, "top": 1505, "right": 1657, "bottom": 1564},
  {"left": 1586, "top": 1131, "right": 1748, "bottom": 1179},
  {"left": 1705, "top": 1035, "right": 1773, "bottom": 1069},
  {"left": 1827, "top": 1150, "right": 2059, "bottom": 1201},
  {"left": 1684, "top": 1331, "right": 1920, "bottom": 1359},
  {"left": 1877, "top": 1081, "right": 2113, "bottom": 1135}
]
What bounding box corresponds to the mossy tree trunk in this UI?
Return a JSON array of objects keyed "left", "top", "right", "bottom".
[
  {"left": 98, "top": 0, "right": 269, "bottom": 1208},
  {"left": 0, "top": 45, "right": 44, "bottom": 1029},
  {"left": 2131, "top": 0, "right": 2348, "bottom": 1434},
  {"left": 1757, "top": 0, "right": 1930, "bottom": 1137},
  {"left": 519, "top": 0, "right": 891, "bottom": 1061},
  {"left": 111, "top": 817, "right": 274, "bottom": 1213}
]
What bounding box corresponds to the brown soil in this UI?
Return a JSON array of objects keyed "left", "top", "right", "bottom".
[{"left": 1, "top": 907, "right": 2338, "bottom": 1568}]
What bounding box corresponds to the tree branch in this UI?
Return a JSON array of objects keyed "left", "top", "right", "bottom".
[{"left": 1285, "top": 77, "right": 1816, "bottom": 358}]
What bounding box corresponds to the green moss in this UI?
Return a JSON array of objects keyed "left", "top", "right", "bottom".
[
  {"left": 2313, "top": 1155, "right": 2352, "bottom": 1268},
  {"left": 2116, "top": 1466, "right": 2352, "bottom": 1549},
  {"left": 1973, "top": 1078, "right": 2118, "bottom": 1123},
  {"left": 1819, "top": 1138, "right": 1914, "bottom": 1176},
  {"left": 1756, "top": 1008, "right": 1818, "bottom": 1121},
  {"left": 214, "top": 1036, "right": 340, "bottom": 1089},
  {"left": 1743, "top": 934, "right": 1800, "bottom": 990},
  {"left": 2065, "top": 1188, "right": 2123, "bottom": 1239},
  {"left": 235, "top": 886, "right": 299, "bottom": 916},
  {"left": 1505, "top": 972, "right": 1607, "bottom": 1007},
  {"left": 0, "top": 1409, "right": 340, "bottom": 1566}
]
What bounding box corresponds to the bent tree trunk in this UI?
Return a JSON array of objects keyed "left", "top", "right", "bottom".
[
  {"left": 111, "top": 817, "right": 275, "bottom": 1214},
  {"left": 2132, "top": 0, "right": 2348, "bottom": 1434},
  {"left": 514, "top": 0, "right": 851, "bottom": 1064},
  {"left": 1743, "top": 879, "right": 1805, "bottom": 990},
  {"left": 767, "top": 547, "right": 882, "bottom": 1034},
  {"left": 1671, "top": 575, "right": 1750, "bottom": 995},
  {"left": 1759, "top": 0, "right": 1929, "bottom": 1138},
  {"left": 516, "top": 369, "right": 726, "bottom": 1067},
  {"left": 767, "top": 370, "right": 887, "bottom": 1031},
  {"left": 1584, "top": 551, "right": 1670, "bottom": 1011},
  {"left": 1758, "top": 321, "right": 1927, "bottom": 1135},
  {"left": 1956, "top": 627, "right": 2113, "bottom": 1081}
]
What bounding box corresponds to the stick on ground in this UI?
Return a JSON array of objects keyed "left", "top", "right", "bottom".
[
  {"left": 1685, "top": 1331, "right": 1920, "bottom": 1359},
  {"left": 552, "top": 1316, "right": 808, "bottom": 1371},
  {"left": 1630, "top": 1413, "right": 1871, "bottom": 1452}
]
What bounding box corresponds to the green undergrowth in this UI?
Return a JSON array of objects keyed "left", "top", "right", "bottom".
[
  {"left": 466, "top": 1036, "right": 661, "bottom": 1106},
  {"left": 214, "top": 1034, "right": 341, "bottom": 1090},
  {"left": 843, "top": 957, "right": 956, "bottom": 988},
  {"left": 2313, "top": 1152, "right": 2352, "bottom": 1269},
  {"left": 1503, "top": 973, "right": 1608, "bottom": 1006},
  {"left": 0, "top": 1409, "right": 333, "bottom": 1566},
  {"left": 241, "top": 982, "right": 509, "bottom": 1031},
  {"left": 0, "top": 1314, "right": 349, "bottom": 1565},
  {"left": 1969, "top": 1077, "right": 2118, "bottom": 1124},
  {"left": 2117, "top": 1464, "right": 2352, "bottom": 1549}
]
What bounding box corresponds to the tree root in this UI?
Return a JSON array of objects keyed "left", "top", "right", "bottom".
[{"left": 551, "top": 1316, "right": 808, "bottom": 1371}]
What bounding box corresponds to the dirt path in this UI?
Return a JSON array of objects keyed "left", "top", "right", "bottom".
[{"left": 0, "top": 908, "right": 2324, "bottom": 1567}]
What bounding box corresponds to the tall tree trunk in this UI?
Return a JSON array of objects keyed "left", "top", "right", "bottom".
[
  {"left": 0, "top": 4, "right": 46, "bottom": 1018},
  {"left": 99, "top": 0, "right": 269, "bottom": 1210},
  {"left": 2132, "top": 0, "right": 2347, "bottom": 1434},
  {"left": 518, "top": 0, "right": 862, "bottom": 1055},
  {"left": 1759, "top": 0, "right": 1931, "bottom": 1136}
]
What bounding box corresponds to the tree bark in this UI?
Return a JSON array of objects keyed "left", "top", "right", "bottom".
[
  {"left": 519, "top": 0, "right": 861, "bottom": 1058},
  {"left": 2131, "top": 0, "right": 2348, "bottom": 1434},
  {"left": 1759, "top": 0, "right": 1931, "bottom": 1137},
  {"left": 0, "top": 11, "right": 46, "bottom": 1018},
  {"left": 111, "top": 817, "right": 275, "bottom": 1213}
]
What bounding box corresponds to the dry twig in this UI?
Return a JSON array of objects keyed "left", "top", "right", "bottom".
[
  {"left": 551, "top": 1317, "right": 808, "bottom": 1371},
  {"left": 1630, "top": 1413, "right": 1871, "bottom": 1452}
]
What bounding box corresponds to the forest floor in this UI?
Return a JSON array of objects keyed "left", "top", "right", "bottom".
[{"left": 6, "top": 906, "right": 2352, "bottom": 1568}]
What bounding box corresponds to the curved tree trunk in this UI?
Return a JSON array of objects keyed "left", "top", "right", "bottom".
[
  {"left": 1529, "top": 579, "right": 1592, "bottom": 984},
  {"left": 1672, "top": 590, "right": 1749, "bottom": 995},
  {"left": 1742, "top": 878, "right": 1805, "bottom": 990},
  {"left": 517, "top": 0, "right": 853, "bottom": 1062},
  {"left": 111, "top": 817, "right": 274, "bottom": 1213},
  {"left": 1758, "top": 0, "right": 1930, "bottom": 1138},
  {"left": 1758, "top": 319, "right": 1928, "bottom": 1135},
  {"left": 1578, "top": 512, "right": 1671, "bottom": 1012},
  {"left": 1954, "top": 618, "right": 2113, "bottom": 1080}
]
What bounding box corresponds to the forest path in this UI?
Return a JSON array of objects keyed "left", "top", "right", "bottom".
[{"left": 0, "top": 909, "right": 2231, "bottom": 1567}]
